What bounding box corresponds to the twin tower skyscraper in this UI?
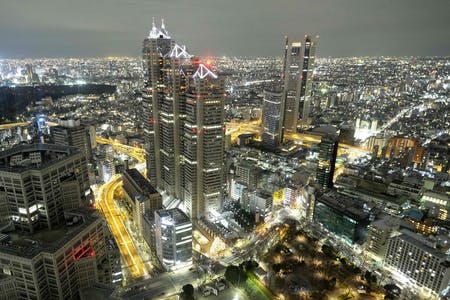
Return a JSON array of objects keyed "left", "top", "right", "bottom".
[
  {"left": 142, "top": 20, "right": 224, "bottom": 220},
  {"left": 262, "top": 35, "right": 317, "bottom": 149}
]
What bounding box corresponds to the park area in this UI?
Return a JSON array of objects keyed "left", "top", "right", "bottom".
[{"left": 258, "top": 221, "right": 385, "bottom": 300}]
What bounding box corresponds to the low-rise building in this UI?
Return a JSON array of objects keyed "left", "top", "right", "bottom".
[
  {"left": 313, "top": 191, "right": 374, "bottom": 244},
  {"left": 122, "top": 168, "right": 162, "bottom": 236},
  {"left": 365, "top": 215, "right": 399, "bottom": 260},
  {"left": 155, "top": 208, "right": 192, "bottom": 269},
  {"left": 385, "top": 229, "right": 450, "bottom": 298}
]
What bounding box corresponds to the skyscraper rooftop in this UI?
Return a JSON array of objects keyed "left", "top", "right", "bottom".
[
  {"left": 148, "top": 18, "right": 171, "bottom": 39},
  {"left": 192, "top": 63, "right": 218, "bottom": 79},
  {"left": 0, "top": 207, "right": 100, "bottom": 258},
  {"left": 0, "top": 143, "right": 81, "bottom": 172}
]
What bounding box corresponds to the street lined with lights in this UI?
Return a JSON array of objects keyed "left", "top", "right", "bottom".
[{"left": 94, "top": 136, "right": 149, "bottom": 279}]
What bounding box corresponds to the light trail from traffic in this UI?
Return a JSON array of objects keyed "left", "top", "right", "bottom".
[
  {"left": 97, "top": 176, "right": 147, "bottom": 278},
  {"left": 96, "top": 136, "right": 146, "bottom": 163},
  {"left": 94, "top": 136, "right": 149, "bottom": 279},
  {"left": 0, "top": 122, "right": 31, "bottom": 130},
  {"left": 226, "top": 121, "right": 369, "bottom": 155}
]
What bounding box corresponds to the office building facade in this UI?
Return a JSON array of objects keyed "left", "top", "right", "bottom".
[
  {"left": 52, "top": 119, "right": 93, "bottom": 162},
  {"left": 0, "top": 209, "right": 114, "bottom": 300},
  {"left": 183, "top": 64, "right": 225, "bottom": 219},
  {"left": 155, "top": 208, "right": 192, "bottom": 269},
  {"left": 281, "top": 35, "right": 317, "bottom": 133},
  {"left": 143, "top": 21, "right": 224, "bottom": 219},
  {"left": 282, "top": 38, "right": 302, "bottom": 134},
  {"left": 262, "top": 89, "right": 284, "bottom": 149},
  {"left": 142, "top": 19, "right": 176, "bottom": 193},
  {"left": 0, "top": 144, "right": 91, "bottom": 232},
  {"left": 313, "top": 191, "right": 371, "bottom": 244},
  {"left": 315, "top": 134, "right": 338, "bottom": 189},
  {"left": 385, "top": 230, "right": 450, "bottom": 297},
  {"left": 298, "top": 35, "right": 317, "bottom": 123},
  {"left": 123, "top": 168, "right": 162, "bottom": 235}
]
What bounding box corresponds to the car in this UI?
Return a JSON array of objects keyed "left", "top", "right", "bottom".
[{"left": 215, "top": 280, "right": 225, "bottom": 290}]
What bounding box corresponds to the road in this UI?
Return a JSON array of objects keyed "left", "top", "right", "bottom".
[
  {"left": 96, "top": 136, "right": 146, "bottom": 162},
  {"left": 97, "top": 175, "right": 148, "bottom": 279},
  {"left": 124, "top": 264, "right": 222, "bottom": 300},
  {"left": 94, "top": 137, "right": 149, "bottom": 280},
  {"left": 120, "top": 207, "right": 288, "bottom": 299},
  {"left": 0, "top": 121, "right": 58, "bottom": 130},
  {"left": 0, "top": 122, "right": 31, "bottom": 130},
  {"left": 225, "top": 120, "right": 261, "bottom": 143},
  {"left": 226, "top": 120, "right": 369, "bottom": 157}
]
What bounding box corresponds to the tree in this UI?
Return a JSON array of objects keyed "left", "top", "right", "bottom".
[
  {"left": 364, "top": 271, "right": 372, "bottom": 282},
  {"left": 242, "top": 260, "right": 259, "bottom": 272},
  {"left": 338, "top": 291, "right": 354, "bottom": 300},
  {"left": 225, "top": 265, "right": 247, "bottom": 286},
  {"left": 272, "top": 263, "right": 282, "bottom": 273},
  {"left": 180, "top": 284, "right": 194, "bottom": 300},
  {"left": 329, "top": 277, "right": 337, "bottom": 289}
]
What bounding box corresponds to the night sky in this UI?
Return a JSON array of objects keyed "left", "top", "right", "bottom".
[{"left": 0, "top": 0, "right": 449, "bottom": 58}]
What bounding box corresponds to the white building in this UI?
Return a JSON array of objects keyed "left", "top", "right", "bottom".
[
  {"left": 155, "top": 208, "right": 192, "bottom": 269},
  {"left": 385, "top": 229, "right": 450, "bottom": 298}
]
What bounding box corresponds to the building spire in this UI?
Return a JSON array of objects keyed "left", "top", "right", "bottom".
[
  {"left": 193, "top": 64, "right": 218, "bottom": 79},
  {"left": 148, "top": 17, "right": 171, "bottom": 39}
]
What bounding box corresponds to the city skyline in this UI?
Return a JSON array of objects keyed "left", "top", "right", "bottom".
[
  {"left": 0, "top": 0, "right": 449, "bottom": 59},
  {"left": 0, "top": 9, "right": 449, "bottom": 299}
]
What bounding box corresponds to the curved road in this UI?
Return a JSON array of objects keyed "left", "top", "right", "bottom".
[
  {"left": 97, "top": 175, "right": 148, "bottom": 278},
  {"left": 94, "top": 138, "right": 148, "bottom": 279}
]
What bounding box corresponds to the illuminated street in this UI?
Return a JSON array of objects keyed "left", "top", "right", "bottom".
[
  {"left": 0, "top": 122, "right": 31, "bottom": 130},
  {"left": 96, "top": 136, "right": 146, "bottom": 162},
  {"left": 94, "top": 137, "right": 149, "bottom": 279},
  {"left": 226, "top": 121, "right": 369, "bottom": 159},
  {"left": 97, "top": 175, "right": 148, "bottom": 279},
  {"left": 0, "top": 11, "right": 448, "bottom": 299}
]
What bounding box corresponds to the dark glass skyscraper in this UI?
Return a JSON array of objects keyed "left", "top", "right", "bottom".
[
  {"left": 315, "top": 134, "right": 338, "bottom": 189},
  {"left": 299, "top": 35, "right": 317, "bottom": 124}
]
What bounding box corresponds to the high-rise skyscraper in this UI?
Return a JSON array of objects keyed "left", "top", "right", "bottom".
[
  {"left": 282, "top": 38, "right": 302, "bottom": 134},
  {"left": 281, "top": 35, "right": 317, "bottom": 133},
  {"left": 262, "top": 88, "right": 284, "bottom": 149},
  {"left": 143, "top": 19, "right": 175, "bottom": 195},
  {"left": 142, "top": 20, "right": 193, "bottom": 199},
  {"left": 298, "top": 35, "right": 317, "bottom": 123},
  {"left": 142, "top": 20, "right": 224, "bottom": 219},
  {"left": 183, "top": 64, "right": 225, "bottom": 219},
  {"left": 315, "top": 134, "right": 338, "bottom": 189}
]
